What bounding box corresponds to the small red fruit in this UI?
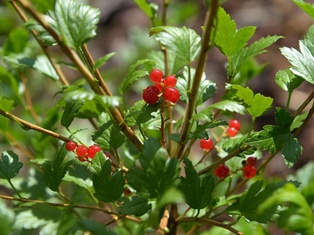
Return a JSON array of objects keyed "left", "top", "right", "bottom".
[
  {"left": 149, "top": 68, "right": 163, "bottom": 84},
  {"left": 163, "top": 87, "right": 180, "bottom": 103},
  {"left": 229, "top": 119, "right": 241, "bottom": 131},
  {"left": 123, "top": 188, "right": 132, "bottom": 197},
  {"left": 214, "top": 164, "right": 230, "bottom": 179},
  {"left": 164, "top": 75, "right": 177, "bottom": 87},
  {"left": 76, "top": 145, "right": 88, "bottom": 157},
  {"left": 87, "top": 144, "right": 101, "bottom": 158},
  {"left": 199, "top": 138, "right": 214, "bottom": 152},
  {"left": 65, "top": 141, "right": 77, "bottom": 151},
  {"left": 227, "top": 127, "right": 238, "bottom": 137},
  {"left": 242, "top": 165, "right": 257, "bottom": 178},
  {"left": 143, "top": 86, "right": 160, "bottom": 104},
  {"left": 247, "top": 157, "right": 257, "bottom": 166},
  {"left": 77, "top": 155, "right": 87, "bottom": 162}
]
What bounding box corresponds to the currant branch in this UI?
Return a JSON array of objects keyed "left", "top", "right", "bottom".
[{"left": 175, "top": 0, "right": 220, "bottom": 159}]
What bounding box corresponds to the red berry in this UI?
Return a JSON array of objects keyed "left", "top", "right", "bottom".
[
  {"left": 199, "top": 138, "right": 214, "bottom": 152},
  {"left": 150, "top": 68, "right": 163, "bottom": 84},
  {"left": 76, "top": 145, "right": 88, "bottom": 157},
  {"left": 143, "top": 86, "right": 160, "bottom": 104},
  {"left": 87, "top": 144, "right": 101, "bottom": 158},
  {"left": 229, "top": 119, "right": 241, "bottom": 131},
  {"left": 247, "top": 157, "right": 257, "bottom": 166},
  {"left": 242, "top": 165, "right": 257, "bottom": 178},
  {"left": 77, "top": 155, "right": 87, "bottom": 162},
  {"left": 164, "top": 75, "right": 177, "bottom": 87},
  {"left": 154, "top": 83, "right": 163, "bottom": 92},
  {"left": 65, "top": 141, "right": 77, "bottom": 151},
  {"left": 227, "top": 127, "right": 238, "bottom": 137},
  {"left": 163, "top": 87, "right": 180, "bottom": 103},
  {"left": 123, "top": 188, "right": 132, "bottom": 197},
  {"left": 214, "top": 164, "right": 230, "bottom": 179}
]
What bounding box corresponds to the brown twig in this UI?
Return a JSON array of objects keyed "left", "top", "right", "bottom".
[
  {"left": 0, "top": 109, "right": 71, "bottom": 142},
  {"left": 175, "top": 0, "right": 220, "bottom": 159}
]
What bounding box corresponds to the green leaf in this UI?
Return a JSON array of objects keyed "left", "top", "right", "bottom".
[
  {"left": 275, "top": 107, "right": 294, "bottom": 129},
  {"left": 229, "top": 35, "right": 282, "bottom": 78},
  {"left": 226, "top": 85, "right": 273, "bottom": 118},
  {"left": 61, "top": 99, "right": 84, "bottom": 128},
  {"left": 42, "top": 144, "right": 73, "bottom": 192},
  {"left": 0, "top": 97, "right": 15, "bottom": 112},
  {"left": 0, "top": 151, "right": 23, "bottom": 180},
  {"left": 150, "top": 26, "right": 201, "bottom": 64},
  {"left": 2, "top": 27, "right": 29, "bottom": 55},
  {"left": 93, "top": 159, "right": 124, "bottom": 202},
  {"left": 134, "top": 0, "right": 157, "bottom": 19},
  {"left": 119, "top": 59, "right": 155, "bottom": 94},
  {"left": 245, "top": 125, "right": 302, "bottom": 165},
  {"left": 275, "top": 69, "right": 303, "bottom": 93},
  {"left": 51, "top": 0, "right": 100, "bottom": 49},
  {"left": 0, "top": 199, "right": 15, "bottom": 235},
  {"left": 179, "top": 158, "right": 215, "bottom": 209},
  {"left": 89, "top": 151, "right": 109, "bottom": 175},
  {"left": 214, "top": 7, "right": 256, "bottom": 57},
  {"left": 208, "top": 100, "right": 246, "bottom": 115},
  {"left": 259, "top": 183, "right": 314, "bottom": 235},
  {"left": 0, "top": 66, "right": 20, "bottom": 103},
  {"left": 120, "top": 196, "right": 152, "bottom": 216},
  {"left": 33, "top": 55, "right": 59, "bottom": 81},
  {"left": 227, "top": 180, "right": 287, "bottom": 223},
  {"left": 280, "top": 41, "right": 314, "bottom": 85},
  {"left": 93, "top": 52, "right": 115, "bottom": 71},
  {"left": 29, "top": 0, "right": 55, "bottom": 13},
  {"left": 126, "top": 139, "right": 180, "bottom": 198},
  {"left": 293, "top": 0, "right": 314, "bottom": 18},
  {"left": 92, "top": 118, "right": 125, "bottom": 151},
  {"left": 177, "top": 67, "right": 216, "bottom": 105}
]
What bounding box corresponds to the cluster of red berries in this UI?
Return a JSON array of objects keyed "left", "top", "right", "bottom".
[
  {"left": 142, "top": 68, "right": 180, "bottom": 104},
  {"left": 227, "top": 119, "right": 241, "bottom": 137},
  {"left": 213, "top": 157, "right": 257, "bottom": 180},
  {"left": 65, "top": 141, "right": 101, "bottom": 162}
]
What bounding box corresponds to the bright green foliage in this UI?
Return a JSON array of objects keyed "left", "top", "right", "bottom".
[
  {"left": 179, "top": 158, "right": 215, "bottom": 209},
  {"left": 281, "top": 41, "right": 314, "bottom": 85},
  {"left": 42, "top": 145, "right": 73, "bottom": 192},
  {"left": 29, "top": 0, "right": 56, "bottom": 13},
  {"left": 93, "top": 52, "right": 115, "bottom": 71},
  {"left": 0, "top": 97, "right": 15, "bottom": 112},
  {"left": 33, "top": 55, "right": 60, "bottom": 81},
  {"left": 119, "top": 59, "right": 155, "bottom": 95},
  {"left": 225, "top": 84, "right": 273, "bottom": 119},
  {"left": 92, "top": 159, "right": 124, "bottom": 203},
  {"left": 134, "top": 0, "right": 158, "bottom": 20},
  {"left": 150, "top": 26, "right": 201, "bottom": 65},
  {"left": 208, "top": 100, "right": 246, "bottom": 115},
  {"left": 50, "top": 0, "right": 100, "bottom": 50},
  {"left": 0, "top": 199, "right": 15, "bottom": 235},
  {"left": 227, "top": 180, "right": 287, "bottom": 223},
  {"left": 214, "top": 7, "right": 256, "bottom": 57},
  {"left": 293, "top": 0, "right": 314, "bottom": 18},
  {"left": 61, "top": 99, "right": 84, "bottom": 128},
  {"left": 0, "top": 151, "right": 23, "bottom": 180},
  {"left": 2, "top": 27, "right": 29, "bottom": 55},
  {"left": 275, "top": 69, "right": 303, "bottom": 94},
  {"left": 259, "top": 183, "right": 314, "bottom": 235}
]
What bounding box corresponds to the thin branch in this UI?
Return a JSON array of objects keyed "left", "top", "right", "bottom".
[
  {"left": 0, "top": 109, "right": 71, "bottom": 142},
  {"left": 178, "top": 217, "right": 243, "bottom": 235},
  {"left": 175, "top": 0, "right": 220, "bottom": 159}
]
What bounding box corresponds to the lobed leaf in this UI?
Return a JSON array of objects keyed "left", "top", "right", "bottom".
[
  {"left": 275, "top": 69, "right": 303, "bottom": 93},
  {"left": 179, "top": 158, "right": 215, "bottom": 209},
  {"left": 92, "top": 159, "right": 124, "bottom": 202},
  {"left": 42, "top": 144, "right": 73, "bottom": 192},
  {"left": 33, "top": 55, "right": 59, "bottom": 81},
  {"left": 120, "top": 196, "right": 152, "bottom": 217},
  {"left": 0, "top": 150, "right": 23, "bottom": 180},
  {"left": 280, "top": 41, "right": 314, "bottom": 85},
  {"left": 151, "top": 26, "right": 201, "bottom": 65},
  {"left": 214, "top": 7, "right": 256, "bottom": 57}
]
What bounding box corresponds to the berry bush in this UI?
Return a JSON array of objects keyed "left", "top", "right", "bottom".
[{"left": 0, "top": 0, "right": 314, "bottom": 234}]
